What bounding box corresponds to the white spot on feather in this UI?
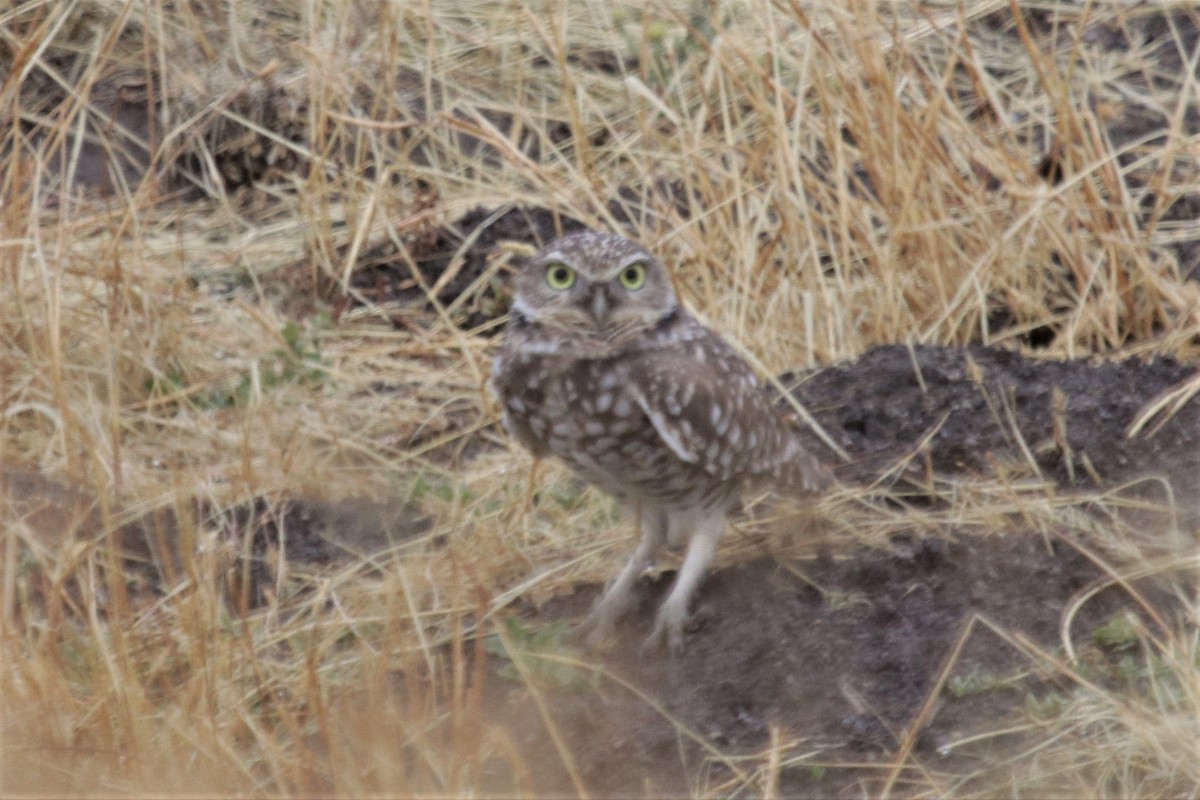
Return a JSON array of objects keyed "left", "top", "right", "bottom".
[
  {"left": 516, "top": 338, "right": 564, "bottom": 355},
  {"left": 633, "top": 388, "right": 697, "bottom": 463}
]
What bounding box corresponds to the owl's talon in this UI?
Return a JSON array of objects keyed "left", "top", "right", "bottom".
[
  {"left": 642, "top": 613, "right": 685, "bottom": 656},
  {"left": 643, "top": 604, "right": 681, "bottom": 652}
]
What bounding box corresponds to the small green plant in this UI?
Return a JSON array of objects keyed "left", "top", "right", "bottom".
[
  {"left": 261, "top": 320, "right": 329, "bottom": 390},
  {"left": 1093, "top": 612, "right": 1140, "bottom": 652},
  {"left": 547, "top": 481, "right": 587, "bottom": 510},
  {"left": 615, "top": 1, "right": 732, "bottom": 89},
  {"left": 144, "top": 320, "right": 330, "bottom": 410},
  {"left": 948, "top": 665, "right": 1004, "bottom": 698},
  {"left": 1025, "top": 690, "right": 1069, "bottom": 720},
  {"left": 410, "top": 472, "right": 479, "bottom": 505},
  {"left": 823, "top": 590, "right": 871, "bottom": 612},
  {"left": 485, "top": 617, "right": 593, "bottom": 690},
  {"left": 144, "top": 368, "right": 189, "bottom": 398}
]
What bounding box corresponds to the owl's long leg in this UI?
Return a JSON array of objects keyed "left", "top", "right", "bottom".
[
  {"left": 582, "top": 503, "right": 667, "bottom": 648},
  {"left": 644, "top": 507, "right": 726, "bottom": 654}
]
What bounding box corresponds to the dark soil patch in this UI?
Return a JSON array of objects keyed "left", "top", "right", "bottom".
[
  {"left": 484, "top": 533, "right": 1138, "bottom": 798},
  {"left": 473, "top": 343, "right": 1197, "bottom": 798},
  {"left": 341, "top": 184, "right": 694, "bottom": 332},
  {"left": 1, "top": 480, "right": 429, "bottom": 621},
  {"left": 790, "top": 344, "right": 1200, "bottom": 504},
  {"left": 344, "top": 205, "right": 587, "bottom": 331}
]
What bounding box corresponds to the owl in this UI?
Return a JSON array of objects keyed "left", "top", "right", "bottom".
[{"left": 490, "top": 230, "right": 829, "bottom": 653}]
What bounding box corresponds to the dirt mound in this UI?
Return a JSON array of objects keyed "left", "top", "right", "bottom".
[
  {"left": 474, "top": 343, "right": 1196, "bottom": 797},
  {"left": 793, "top": 344, "right": 1200, "bottom": 500},
  {"left": 488, "top": 533, "right": 1135, "bottom": 797}
]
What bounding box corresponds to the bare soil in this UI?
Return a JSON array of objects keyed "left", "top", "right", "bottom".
[
  {"left": 471, "top": 343, "right": 1197, "bottom": 798},
  {"left": 795, "top": 344, "right": 1200, "bottom": 502}
]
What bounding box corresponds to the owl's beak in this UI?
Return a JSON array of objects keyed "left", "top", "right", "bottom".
[{"left": 589, "top": 288, "right": 609, "bottom": 323}]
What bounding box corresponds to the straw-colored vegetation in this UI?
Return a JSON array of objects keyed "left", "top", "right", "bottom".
[{"left": 2, "top": 0, "right": 1198, "bottom": 796}]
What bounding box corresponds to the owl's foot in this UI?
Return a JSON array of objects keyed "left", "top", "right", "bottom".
[{"left": 641, "top": 602, "right": 686, "bottom": 656}]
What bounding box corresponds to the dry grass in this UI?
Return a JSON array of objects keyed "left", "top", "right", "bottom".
[{"left": 2, "top": 0, "right": 1199, "bottom": 796}]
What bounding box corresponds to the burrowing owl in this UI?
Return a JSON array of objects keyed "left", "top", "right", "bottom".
[{"left": 490, "top": 231, "right": 829, "bottom": 653}]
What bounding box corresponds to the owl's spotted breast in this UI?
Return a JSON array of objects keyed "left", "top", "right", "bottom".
[{"left": 492, "top": 309, "right": 823, "bottom": 507}]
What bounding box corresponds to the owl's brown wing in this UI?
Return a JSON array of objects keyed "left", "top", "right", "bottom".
[
  {"left": 626, "top": 327, "right": 827, "bottom": 491},
  {"left": 489, "top": 350, "right": 552, "bottom": 458}
]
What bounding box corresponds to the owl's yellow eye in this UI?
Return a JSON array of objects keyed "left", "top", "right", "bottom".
[
  {"left": 618, "top": 262, "right": 647, "bottom": 290},
  {"left": 545, "top": 263, "right": 576, "bottom": 290}
]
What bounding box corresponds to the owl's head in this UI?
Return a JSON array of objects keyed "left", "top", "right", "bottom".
[{"left": 510, "top": 231, "right": 678, "bottom": 351}]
